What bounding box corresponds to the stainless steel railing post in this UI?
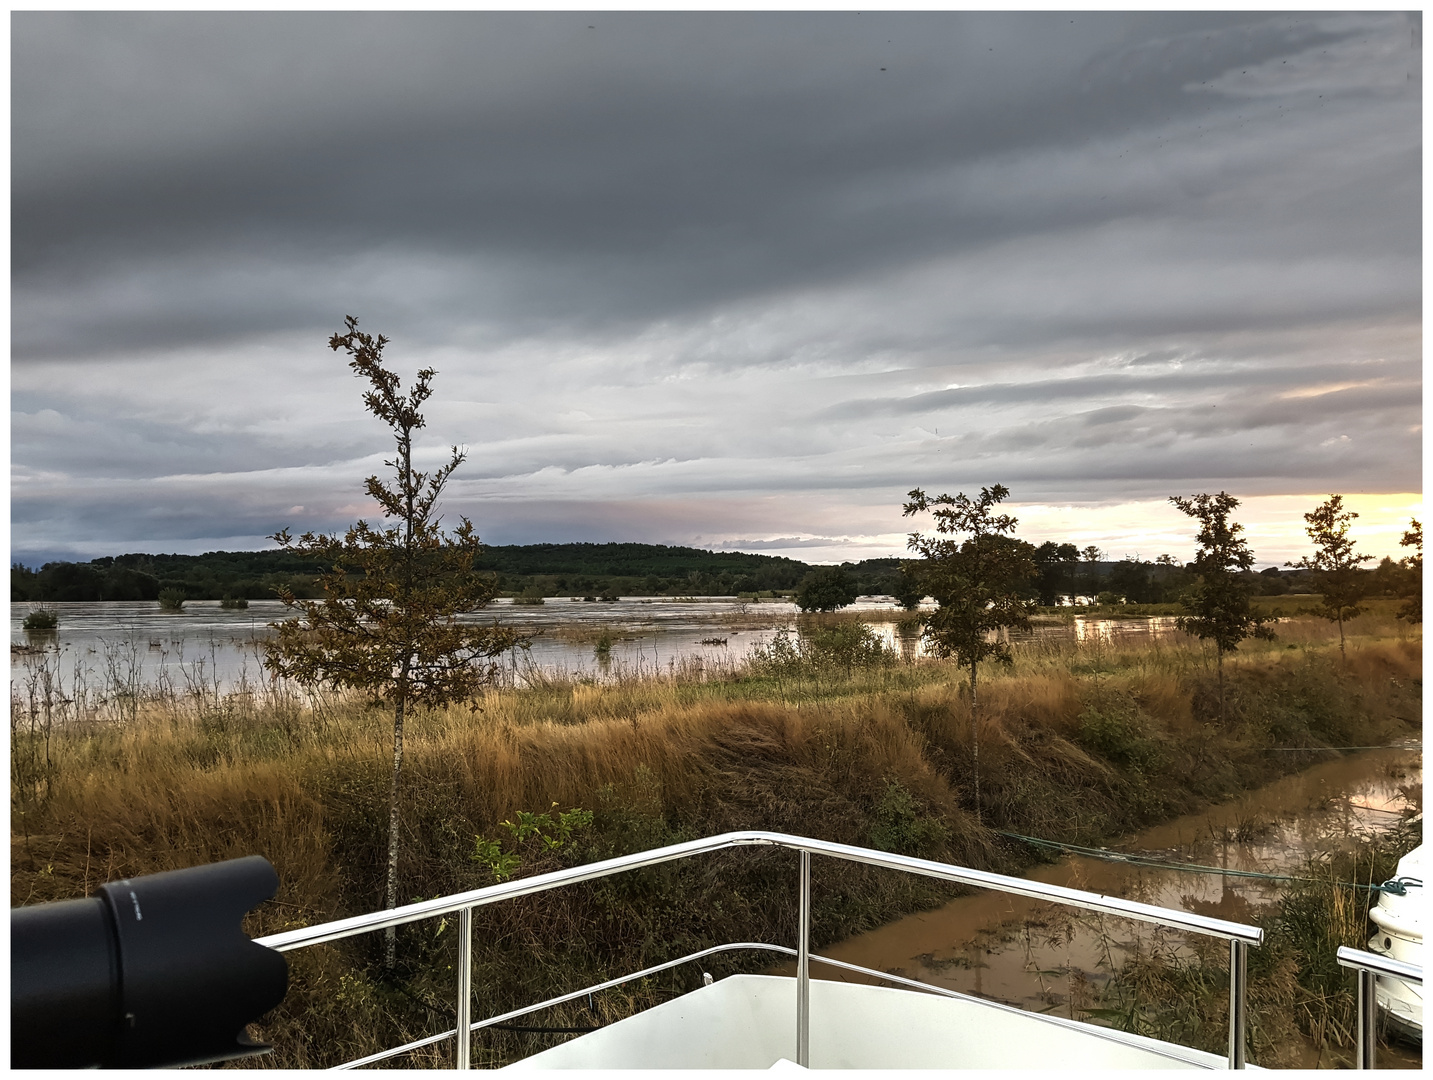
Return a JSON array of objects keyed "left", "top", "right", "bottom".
[
  {"left": 796, "top": 849, "right": 811, "bottom": 1068},
  {"left": 1355, "top": 967, "right": 1376, "bottom": 1070},
  {"left": 1336, "top": 945, "right": 1424, "bottom": 1070},
  {"left": 456, "top": 906, "right": 473, "bottom": 1070},
  {"left": 1227, "top": 939, "right": 1246, "bottom": 1069}
]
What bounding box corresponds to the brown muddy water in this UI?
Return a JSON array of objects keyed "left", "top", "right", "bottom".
[{"left": 785, "top": 743, "right": 1423, "bottom": 1069}]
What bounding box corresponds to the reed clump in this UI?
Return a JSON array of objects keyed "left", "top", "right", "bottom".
[{"left": 9, "top": 616, "right": 1419, "bottom": 1067}]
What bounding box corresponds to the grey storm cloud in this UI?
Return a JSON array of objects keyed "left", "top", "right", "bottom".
[{"left": 10, "top": 11, "right": 1421, "bottom": 566}]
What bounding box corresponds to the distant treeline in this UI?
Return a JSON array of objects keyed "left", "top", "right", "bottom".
[
  {"left": 10, "top": 544, "right": 904, "bottom": 603},
  {"left": 1028, "top": 548, "right": 1417, "bottom": 607},
  {"left": 11, "top": 542, "right": 1412, "bottom": 606}
]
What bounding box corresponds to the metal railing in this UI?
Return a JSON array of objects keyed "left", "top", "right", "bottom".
[
  {"left": 1336, "top": 946, "right": 1424, "bottom": 1070},
  {"left": 255, "top": 830, "right": 1264, "bottom": 1070}
]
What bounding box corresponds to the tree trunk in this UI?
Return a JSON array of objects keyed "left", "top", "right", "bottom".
[
  {"left": 970, "top": 659, "right": 980, "bottom": 824},
  {"left": 1216, "top": 644, "right": 1225, "bottom": 724},
  {"left": 1337, "top": 615, "right": 1346, "bottom": 657},
  {"left": 384, "top": 692, "right": 406, "bottom": 968}
]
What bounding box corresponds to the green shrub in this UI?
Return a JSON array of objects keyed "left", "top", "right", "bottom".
[
  {"left": 472, "top": 803, "right": 596, "bottom": 883},
  {"left": 1077, "top": 696, "right": 1160, "bottom": 770},
  {"left": 867, "top": 779, "right": 949, "bottom": 857},
  {"left": 21, "top": 608, "right": 58, "bottom": 630},
  {"left": 157, "top": 588, "right": 186, "bottom": 612},
  {"left": 220, "top": 595, "right": 249, "bottom": 609},
  {"left": 749, "top": 624, "right": 895, "bottom": 677},
  {"left": 805, "top": 623, "right": 895, "bottom": 673}
]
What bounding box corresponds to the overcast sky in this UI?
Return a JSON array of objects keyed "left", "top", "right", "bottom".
[{"left": 11, "top": 11, "right": 1422, "bottom": 570}]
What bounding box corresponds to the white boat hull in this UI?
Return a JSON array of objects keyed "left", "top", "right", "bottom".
[
  {"left": 502, "top": 974, "right": 1253, "bottom": 1070},
  {"left": 1367, "top": 843, "right": 1423, "bottom": 1043}
]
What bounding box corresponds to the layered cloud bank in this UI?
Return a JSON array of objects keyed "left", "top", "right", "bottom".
[{"left": 12, "top": 12, "right": 1421, "bottom": 567}]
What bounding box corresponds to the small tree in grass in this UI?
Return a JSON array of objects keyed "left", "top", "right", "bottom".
[
  {"left": 1169, "top": 492, "right": 1273, "bottom": 720},
  {"left": 1286, "top": 494, "right": 1372, "bottom": 656},
  {"left": 265, "top": 316, "right": 525, "bottom": 965},
  {"left": 903, "top": 484, "right": 1037, "bottom": 821},
  {"left": 1397, "top": 518, "right": 1421, "bottom": 624}
]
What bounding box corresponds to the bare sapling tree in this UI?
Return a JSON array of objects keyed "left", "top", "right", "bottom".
[
  {"left": 1169, "top": 492, "right": 1273, "bottom": 721},
  {"left": 265, "top": 316, "right": 525, "bottom": 965},
  {"left": 903, "top": 484, "right": 1037, "bottom": 822},
  {"left": 1286, "top": 494, "right": 1372, "bottom": 656}
]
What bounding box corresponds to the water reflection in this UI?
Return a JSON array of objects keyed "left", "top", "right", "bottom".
[
  {"left": 1070, "top": 614, "right": 1184, "bottom": 644},
  {"left": 798, "top": 745, "right": 1422, "bottom": 1068}
]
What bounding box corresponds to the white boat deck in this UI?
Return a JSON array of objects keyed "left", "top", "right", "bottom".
[{"left": 502, "top": 974, "right": 1248, "bottom": 1070}]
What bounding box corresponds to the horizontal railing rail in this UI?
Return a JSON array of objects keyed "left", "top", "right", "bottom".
[
  {"left": 256, "top": 830, "right": 1263, "bottom": 1070},
  {"left": 1336, "top": 945, "right": 1424, "bottom": 1070},
  {"left": 256, "top": 831, "right": 1262, "bottom": 952}
]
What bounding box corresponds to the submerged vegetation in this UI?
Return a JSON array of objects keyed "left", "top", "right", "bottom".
[
  {"left": 20, "top": 607, "right": 58, "bottom": 630},
  {"left": 10, "top": 607, "right": 1419, "bottom": 1067},
  {"left": 157, "top": 587, "right": 187, "bottom": 612}
]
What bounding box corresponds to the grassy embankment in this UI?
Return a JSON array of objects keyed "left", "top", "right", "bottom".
[{"left": 10, "top": 605, "right": 1420, "bottom": 1067}]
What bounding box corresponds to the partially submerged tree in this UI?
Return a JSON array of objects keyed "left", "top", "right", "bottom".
[
  {"left": 265, "top": 316, "right": 524, "bottom": 964},
  {"left": 904, "top": 484, "right": 1037, "bottom": 820},
  {"left": 893, "top": 562, "right": 925, "bottom": 611},
  {"left": 1286, "top": 494, "right": 1372, "bottom": 656},
  {"left": 1397, "top": 518, "right": 1421, "bottom": 624},
  {"left": 1079, "top": 545, "right": 1104, "bottom": 604},
  {"left": 1169, "top": 492, "right": 1273, "bottom": 719},
  {"left": 1032, "top": 541, "right": 1079, "bottom": 607},
  {"left": 795, "top": 566, "right": 858, "bottom": 612}
]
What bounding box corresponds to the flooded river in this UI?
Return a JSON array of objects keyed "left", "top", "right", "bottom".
[
  {"left": 9, "top": 598, "right": 1184, "bottom": 693},
  {"left": 790, "top": 744, "right": 1422, "bottom": 1068}
]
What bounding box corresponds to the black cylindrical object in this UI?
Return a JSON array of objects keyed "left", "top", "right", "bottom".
[{"left": 12, "top": 855, "right": 289, "bottom": 1068}]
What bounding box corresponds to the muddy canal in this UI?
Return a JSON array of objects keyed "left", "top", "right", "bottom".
[{"left": 800, "top": 743, "right": 1422, "bottom": 1068}]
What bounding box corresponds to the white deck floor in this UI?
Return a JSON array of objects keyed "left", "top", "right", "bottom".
[{"left": 502, "top": 974, "right": 1247, "bottom": 1070}]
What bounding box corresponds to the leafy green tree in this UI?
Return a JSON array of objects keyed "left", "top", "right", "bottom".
[
  {"left": 904, "top": 484, "right": 1037, "bottom": 820},
  {"left": 1079, "top": 545, "right": 1104, "bottom": 604},
  {"left": 1285, "top": 495, "right": 1373, "bottom": 656},
  {"left": 1032, "top": 542, "right": 1079, "bottom": 606},
  {"left": 264, "top": 316, "right": 524, "bottom": 964},
  {"left": 1169, "top": 492, "right": 1274, "bottom": 719},
  {"left": 1106, "top": 558, "right": 1148, "bottom": 605},
  {"left": 795, "top": 566, "right": 858, "bottom": 612},
  {"left": 893, "top": 563, "right": 925, "bottom": 610},
  {"left": 1397, "top": 518, "right": 1421, "bottom": 624}
]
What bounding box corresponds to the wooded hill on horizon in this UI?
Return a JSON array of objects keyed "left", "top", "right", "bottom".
[
  {"left": 10, "top": 543, "right": 898, "bottom": 603},
  {"left": 9, "top": 540, "right": 1359, "bottom": 606}
]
